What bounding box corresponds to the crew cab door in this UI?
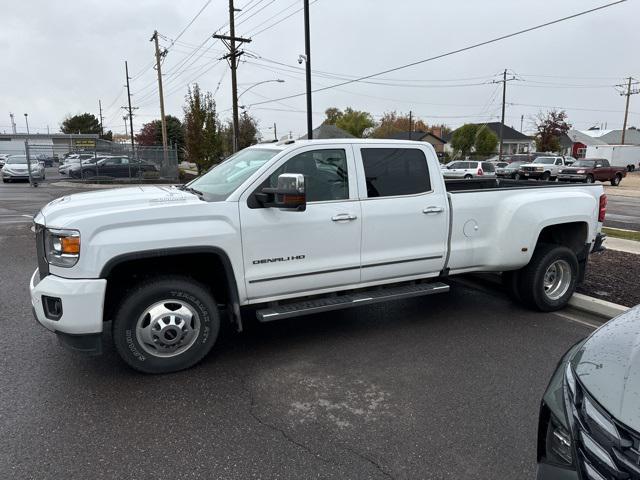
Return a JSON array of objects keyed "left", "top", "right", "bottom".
[
  {"left": 355, "top": 145, "right": 448, "bottom": 283},
  {"left": 239, "top": 145, "right": 361, "bottom": 301},
  {"left": 595, "top": 159, "right": 611, "bottom": 180}
]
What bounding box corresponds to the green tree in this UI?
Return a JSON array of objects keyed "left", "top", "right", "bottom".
[
  {"left": 60, "top": 113, "right": 101, "bottom": 134},
  {"left": 322, "top": 107, "right": 374, "bottom": 137},
  {"left": 450, "top": 124, "right": 478, "bottom": 156},
  {"left": 535, "top": 110, "right": 571, "bottom": 152},
  {"left": 474, "top": 127, "right": 498, "bottom": 155},
  {"left": 221, "top": 111, "right": 260, "bottom": 156},
  {"left": 183, "top": 83, "right": 223, "bottom": 173}
]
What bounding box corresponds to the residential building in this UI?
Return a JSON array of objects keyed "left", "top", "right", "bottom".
[
  {"left": 386, "top": 130, "right": 447, "bottom": 156},
  {"left": 444, "top": 122, "right": 534, "bottom": 156}
]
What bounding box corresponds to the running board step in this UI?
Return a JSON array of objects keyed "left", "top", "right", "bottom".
[{"left": 256, "top": 282, "right": 449, "bottom": 322}]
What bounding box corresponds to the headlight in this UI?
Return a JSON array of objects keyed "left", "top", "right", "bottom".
[
  {"left": 44, "top": 228, "right": 80, "bottom": 267},
  {"left": 576, "top": 170, "right": 586, "bottom": 174},
  {"left": 547, "top": 422, "right": 573, "bottom": 465}
]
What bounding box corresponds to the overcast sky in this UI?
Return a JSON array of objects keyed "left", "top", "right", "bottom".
[{"left": 1, "top": 0, "right": 638, "bottom": 139}]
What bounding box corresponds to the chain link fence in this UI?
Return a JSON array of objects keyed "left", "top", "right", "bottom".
[{"left": 1, "top": 139, "right": 179, "bottom": 185}]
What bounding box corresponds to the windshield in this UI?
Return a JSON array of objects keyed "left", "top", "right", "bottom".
[
  {"left": 508, "top": 161, "right": 524, "bottom": 168},
  {"left": 6, "top": 156, "right": 38, "bottom": 164},
  {"left": 571, "top": 160, "right": 596, "bottom": 168},
  {"left": 533, "top": 157, "right": 556, "bottom": 165},
  {"left": 187, "top": 148, "right": 281, "bottom": 201}
]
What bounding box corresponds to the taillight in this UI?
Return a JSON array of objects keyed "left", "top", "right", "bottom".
[
  {"left": 598, "top": 194, "right": 607, "bottom": 222},
  {"left": 477, "top": 168, "right": 484, "bottom": 176}
]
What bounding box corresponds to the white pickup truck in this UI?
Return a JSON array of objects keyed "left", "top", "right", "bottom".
[{"left": 30, "top": 140, "right": 607, "bottom": 373}]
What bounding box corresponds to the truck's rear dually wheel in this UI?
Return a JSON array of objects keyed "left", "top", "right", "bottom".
[
  {"left": 112, "top": 276, "right": 220, "bottom": 374},
  {"left": 518, "top": 244, "right": 578, "bottom": 312}
]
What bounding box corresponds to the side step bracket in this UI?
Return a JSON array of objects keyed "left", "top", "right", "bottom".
[{"left": 256, "top": 282, "right": 449, "bottom": 322}]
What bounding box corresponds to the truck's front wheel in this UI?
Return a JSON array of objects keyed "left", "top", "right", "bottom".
[
  {"left": 113, "top": 276, "right": 220, "bottom": 373},
  {"left": 519, "top": 244, "right": 578, "bottom": 312}
]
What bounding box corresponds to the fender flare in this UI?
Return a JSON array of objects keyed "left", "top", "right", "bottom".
[{"left": 100, "top": 246, "right": 242, "bottom": 329}]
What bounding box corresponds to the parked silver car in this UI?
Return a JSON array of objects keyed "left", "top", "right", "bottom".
[
  {"left": 1, "top": 155, "right": 45, "bottom": 182},
  {"left": 442, "top": 160, "right": 496, "bottom": 179},
  {"left": 58, "top": 154, "right": 95, "bottom": 175}
]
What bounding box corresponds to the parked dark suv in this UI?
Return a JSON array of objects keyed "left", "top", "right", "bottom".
[{"left": 537, "top": 305, "right": 640, "bottom": 479}]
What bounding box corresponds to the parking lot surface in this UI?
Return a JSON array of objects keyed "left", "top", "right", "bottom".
[{"left": 0, "top": 179, "right": 605, "bottom": 479}]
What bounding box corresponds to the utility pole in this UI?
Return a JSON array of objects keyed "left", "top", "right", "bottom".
[
  {"left": 98, "top": 100, "right": 104, "bottom": 137},
  {"left": 123, "top": 116, "right": 129, "bottom": 141},
  {"left": 9, "top": 113, "right": 17, "bottom": 134},
  {"left": 618, "top": 76, "right": 639, "bottom": 144},
  {"left": 123, "top": 61, "right": 137, "bottom": 167},
  {"left": 520, "top": 114, "right": 524, "bottom": 133},
  {"left": 492, "top": 69, "right": 516, "bottom": 160},
  {"left": 273, "top": 122, "right": 277, "bottom": 141},
  {"left": 409, "top": 110, "right": 413, "bottom": 140},
  {"left": 151, "top": 30, "right": 169, "bottom": 168},
  {"left": 303, "top": 0, "right": 313, "bottom": 141},
  {"left": 214, "top": 0, "right": 252, "bottom": 153}
]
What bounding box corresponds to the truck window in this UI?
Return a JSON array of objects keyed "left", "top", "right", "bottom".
[
  {"left": 481, "top": 162, "right": 495, "bottom": 172},
  {"left": 601, "top": 159, "right": 610, "bottom": 167},
  {"left": 268, "top": 149, "right": 349, "bottom": 202},
  {"left": 361, "top": 148, "right": 431, "bottom": 198}
]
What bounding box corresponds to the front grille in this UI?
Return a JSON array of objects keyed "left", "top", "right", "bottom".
[
  {"left": 569, "top": 377, "right": 640, "bottom": 479},
  {"left": 34, "top": 224, "right": 49, "bottom": 280},
  {"left": 522, "top": 166, "right": 539, "bottom": 172}
]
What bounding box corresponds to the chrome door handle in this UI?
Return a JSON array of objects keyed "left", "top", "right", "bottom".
[
  {"left": 332, "top": 213, "right": 358, "bottom": 222},
  {"left": 423, "top": 206, "right": 444, "bottom": 214}
]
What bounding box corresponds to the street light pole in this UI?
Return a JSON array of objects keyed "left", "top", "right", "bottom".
[
  {"left": 24, "top": 113, "right": 30, "bottom": 136},
  {"left": 303, "top": 0, "right": 313, "bottom": 140},
  {"left": 23, "top": 114, "right": 34, "bottom": 186}
]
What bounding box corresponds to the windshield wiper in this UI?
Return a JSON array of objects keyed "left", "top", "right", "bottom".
[{"left": 179, "top": 185, "right": 205, "bottom": 199}]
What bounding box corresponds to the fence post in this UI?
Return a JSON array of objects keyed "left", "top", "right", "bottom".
[{"left": 24, "top": 140, "right": 37, "bottom": 188}]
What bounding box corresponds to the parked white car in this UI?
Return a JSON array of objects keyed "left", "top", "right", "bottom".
[
  {"left": 1, "top": 155, "right": 45, "bottom": 182},
  {"left": 441, "top": 160, "right": 496, "bottom": 179},
  {"left": 58, "top": 154, "right": 95, "bottom": 175},
  {"left": 30, "top": 139, "right": 606, "bottom": 373}
]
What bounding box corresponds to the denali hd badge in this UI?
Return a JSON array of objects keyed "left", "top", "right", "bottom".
[{"left": 252, "top": 255, "right": 305, "bottom": 265}]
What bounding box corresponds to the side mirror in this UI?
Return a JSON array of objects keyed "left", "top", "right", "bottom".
[{"left": 259, "top": 173, "right": 306, "bottom": 211}]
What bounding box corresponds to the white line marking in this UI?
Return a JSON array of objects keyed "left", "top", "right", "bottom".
[{"left": 553, "top": 311, "right": 600, "bottom": 330}]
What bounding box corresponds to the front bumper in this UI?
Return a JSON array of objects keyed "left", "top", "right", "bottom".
[
  {"left": 557, "top": 174, "right": 587, "bottom": 182},
  {"left": 519, "top": 170, "right": 546, "bottom": 179},
  {"left": 2, "top": 171, "right": 44, "bottom": 179},
  {"left": 537, "top": 463, "right": 579, "bottom": 479},
  {"left": 29, "top": 268, "right": 107, "bottom": 336}
]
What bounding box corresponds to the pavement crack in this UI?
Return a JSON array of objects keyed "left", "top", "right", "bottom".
[
  {"left": 343, "top": 446, "right": 395, "bottom": 480},
  {"left": 239, "top": 376, "right": 339, "bottom": 468}
]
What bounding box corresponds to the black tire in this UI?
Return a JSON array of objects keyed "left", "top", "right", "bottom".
[
  {"left": 502, "top": 270, "right": 522, "bottom": 303},
  {"left": 541, "top": 171, "right": 551, "bottom": 181},
  {"left": 113, "top": 276, "right": 220, "bottom": 374},
  {"left": 518, "top": 244, "right": 578, "bottom": 312},
  {"left": 514, "top": 173, "right": 521, "bottom": 181},
  {"left": 586, "top": 174, "right": 594, "bottom": 184},
  {"left": 1, "top": 178, "right": 6, "bottom": 183},
  {"left": 464, "top": 174, "right": 473, "bottom": 179},
  {"left": 611, "top": 173, "right": 622, "bottom": 186}
]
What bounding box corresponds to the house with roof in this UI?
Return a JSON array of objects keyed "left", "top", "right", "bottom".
[
  {"left": 444, "top": 122, "right": 534, "bottom": 156},
  {"left": 385, "top": 130, "right": 447, "bottom": 157},
  {"left": 566, "top": 129, "right": 607, "bottom": 158},
  {"left": 298, "top": 124, "right": 356, "bottom": 140},
  {"left": 578, "top": 128, "right": 640, "bottom": 146}
]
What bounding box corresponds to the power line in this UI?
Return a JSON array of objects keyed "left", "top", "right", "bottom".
[
  {"left": 165, "top": 0, "right": 213, "bottom": 50},
  {"left": 245, "top": 0, "right": 627, "bottom": 108},
  {"left": 249, "top": 0, "right": 320, "bottom": 37}
]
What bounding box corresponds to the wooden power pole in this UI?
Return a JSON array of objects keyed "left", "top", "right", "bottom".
[
  {"left": 151, "top": 30, "right": 169, "bottom": 168},
  {"left": 493, "top": 69, "right": 516, "bottom": 160},
  {"left": 619, "top": 76, "right": 639, "bottom": 144},
  {"left": 214, "top": 0, "right": 251, "bottom": 153}
]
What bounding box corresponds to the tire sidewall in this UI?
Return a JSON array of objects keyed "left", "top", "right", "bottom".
[
  {"left": 525, "top": 246, "right": 578, "bottom": 311},
  {"left": 113, "top": 278, "right": 220, "bottom": 373}
]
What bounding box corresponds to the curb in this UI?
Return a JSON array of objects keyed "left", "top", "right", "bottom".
[{"left": 568, "top": 293, "right": 629, "bottom": 320}]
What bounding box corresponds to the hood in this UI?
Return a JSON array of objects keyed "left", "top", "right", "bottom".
[
  {"left": 572, "top": 305, "right": 640, "bottom": 432},
  {"left": 38, "top": 185, "right": 201, "bottom": 228}
]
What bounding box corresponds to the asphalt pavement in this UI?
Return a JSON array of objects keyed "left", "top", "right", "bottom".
[
  {"left": 605, "top": 194, "right": 640, "bottom": 230},
  {"left": 0, "top": 176, "right": 605, "bottom": 479}
]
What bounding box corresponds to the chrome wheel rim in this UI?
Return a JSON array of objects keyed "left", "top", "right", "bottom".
[
  {"left": 543, "top": 260, "right": 572, "bottom": 301},
  {"left": 135, "top": 299, "right": 200, "bottom": 358}
]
